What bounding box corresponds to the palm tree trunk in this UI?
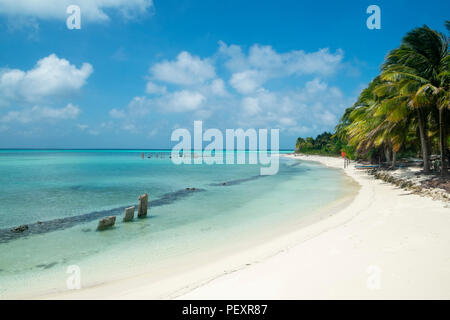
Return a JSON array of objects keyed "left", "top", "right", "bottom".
[
  {"left": 392, "top": 150, "right": 397, "bottom": 168},
  {"left": 417, "top": 108, "right": 430, "bottom": 173},
  {"left": 439, "top": 107, "right": 448, "bottom": 177},
  {"left": 384, "top": 146, "right": 391, "bottom": 164}
]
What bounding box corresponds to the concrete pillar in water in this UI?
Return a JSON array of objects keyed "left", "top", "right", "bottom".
[
  {"left": 138, "top": 193, "right": 148, "bottom": 218},
  {"left": 123, "top": 206, "right": 135, "bottom": 222},
  {"left": 97, "top": 216, "right": 116, "bottom": 231}
]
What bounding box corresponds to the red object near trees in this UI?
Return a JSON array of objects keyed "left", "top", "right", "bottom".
[{"left": 341, "top": 151, "right": 346, "bottom": 158}]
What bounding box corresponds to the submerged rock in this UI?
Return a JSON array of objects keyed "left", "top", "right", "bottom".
[
  {"left": 11, "top": 225, "right": 28, "bottom": 233},
  {"left": 97, "top": 216, "right": 116, "bottom": 231}
]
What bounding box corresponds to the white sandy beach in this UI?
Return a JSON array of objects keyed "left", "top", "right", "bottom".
[
  {"left": 179, "top": 154, "right": 450, "bottom": 299},
  {"left": 43, "top": 154, "right": 450, "bottom": 299}
]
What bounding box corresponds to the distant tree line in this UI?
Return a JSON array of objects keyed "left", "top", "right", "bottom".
[{"left": 295, "top": 22, "right": 449, "bottom": 176}]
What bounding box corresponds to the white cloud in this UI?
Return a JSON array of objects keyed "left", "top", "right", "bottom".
[
  {"left": 305, "top": 78, "right": 327, "bottom": 94},
  {"left": 5, "top": 15, "right": 40, "bottom": 40},
  {"left": 109, "top": 108, "right": 126, "bottom": 119},
  {"left": 219, "top": 42, "right": 344, "bottom": 94},
  {"left": 108, "top": 96, "right": 153, "bottom": 133},
  {"left": 108, "top": 96, "right": 152, "bottom": 121},
  {"left": 221, "top": 42, "right": 343, "bottom": 77},
  {"left": 0, "top": 54, "right": 92, "bottom": 105},
  {"left": 150, "top": 51, "right": 216, "bottom": 85},
  {"left": 319, "top": 110, "right": 337, "bottom": 125},
  {"left": 247, "top": 44, "right": 284, "bottom": 71},
  {"left": 209, "top": 78, "right": 227, "bottom": 96},
  {"left": 0, "top": 0, "right": 153, "bottom": 23},
  {"left": 127, "top": 96, "right": 152, "bottom": 116},
  {"left": 230, "top": 79, "right": 350, "bottom": 133},
  {"left": 122, "top": 123, "right": 137, "bottom": 133},
  {"left": 145, "top": 81, "right": 166, "bottom": 95},
  {"left": 218, "top": 41, "right": 248, "bottom": 72},
  {"left": 278, "top": 117, "right": 296, "bottom": 127},
  {"left": 160, "top": 90, "right": 206, "bottom": 112},
  {"left": 286, "top": 48, "right": 344, "bottom": 76},
  {"left": 1, "top": 103, "right": 80, "bottom": 123},
  {"left": 110, "top": 42, "right": 353, "bottom": 137},
  {"left": 241, "top": 97, "right": 262, "bottom": 116},
  {"left": 230, "top": 70, "right": 265, "bottom": 94}
]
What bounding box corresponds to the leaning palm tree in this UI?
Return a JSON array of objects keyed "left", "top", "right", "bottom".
[
  {"left": 382, "top": 25, "right": 449, "bottom": 175},
  {"left": 345, "top": 78, "right": 388, "bottom": 158}
]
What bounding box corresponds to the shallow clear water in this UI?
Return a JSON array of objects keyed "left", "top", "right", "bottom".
[{"left": 0, "top": 150, "right": 355, "bottom": 298}]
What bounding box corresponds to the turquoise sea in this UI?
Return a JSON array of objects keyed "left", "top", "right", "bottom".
[{"left": 0, "top": 150, "right": 356, "bottom": 298}]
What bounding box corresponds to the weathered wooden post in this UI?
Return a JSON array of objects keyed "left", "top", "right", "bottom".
[
  {"left": 97, "top": 216, "right": 116, "bottom": 231},
  {"left": 137, "top": 193, "right": 148, "bottom": 218},
  {"left": 123, "top": 206, "right": 135, "bottom": 222}
]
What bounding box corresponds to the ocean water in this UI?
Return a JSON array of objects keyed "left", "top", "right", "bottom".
[{"left": 0, "top": 150, "right": 356, "bottom": 298}]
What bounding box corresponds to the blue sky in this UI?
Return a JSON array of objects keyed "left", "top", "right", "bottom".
[{"left": 0, "top": 0, "right": 448, "bottom": 149}]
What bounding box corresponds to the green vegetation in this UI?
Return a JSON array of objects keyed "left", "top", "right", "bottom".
[
  {"left": 295, "top": 23, "right": 449, "bottom": 176},
  {"left": 295, "top": 133, "right": 352, "bottom": 157}
]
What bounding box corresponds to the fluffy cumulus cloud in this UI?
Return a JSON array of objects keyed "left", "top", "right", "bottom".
[
  {"left": 219, "top": 41, "right": 343, "bottom": 93},
  {"left": 0, "top": 54, "right": 92, "bottom": 105},
  {"left": 111, "top": 41, "right": 353, "bottom": 139},
  {"left": 160, "top": 90, "right": 206, "bottom": 112},
  {"left": 109, "top": 90, "right": 205, "bottom": 121},
  {"left": 209, "top": 79, "right": 227, "bottom": 96},
  {"left": 0, "top": 0, "right": 153, "bottom": 23},
  {"left": 227, "top": 77, "right": 350, "bottom": 132},
  {"left": 145, "top": 81, "right": 166, "bottom": 95},
  {"left": 150, "top": 51, "right": 216, "bottom": 86},
  {"left": 0, "top": 54, "right": 90, "bottom": 134},
  {"left": 219, "top": 41, "right": 343, "bottom": 76},
  {"left": 230, "top": 70, "right": 266, "bottom": 94}
]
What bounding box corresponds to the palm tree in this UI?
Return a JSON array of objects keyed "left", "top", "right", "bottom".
[
  {"left": 382, "top": 26, "right": 449, "bottom": 175},
  {"left": 345, "top": 78, "right": 388, "bottom": 158}
]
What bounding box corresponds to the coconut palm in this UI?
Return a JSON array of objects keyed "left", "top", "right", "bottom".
[{"left": 381, "top": 25, "right": 449, "bottom": 175}]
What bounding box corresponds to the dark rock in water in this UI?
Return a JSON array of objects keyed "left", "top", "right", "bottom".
[
  {"left": 36, "top": 261, "right": 58, "bottom": 270},
  {"left": 209, "top": 175, "right": 267, "bottom": 187},
  {"left": 11, "top": 225, "right": 28, "bottom": 233},
  {"left": 138, "top": 193, "right": 148, "bottom": 218},
  {"left": 0, "top": 187, "right": 204, "bottom": 244},
  {"left": 123, "top": 206, "right": 135, "bottom": 222},
  {"left": 97, "top": 216, "right": 116, "bottom": 231},
  {"left": 185, "top": 187, "right": 197, "bottom": 191},
  {"left": 37, "top": 221, "right": 42, "bottom": 225}
]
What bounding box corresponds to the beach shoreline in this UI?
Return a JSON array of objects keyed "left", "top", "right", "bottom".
[
  {"left": 28, "top": 156, "right": 355, "bottom": 300},
  {"left": 31, "top": 154, "right": 450, "bottom": 299},
  {"left": 178, "top": 154, "right": 450, "bottom": 299}
]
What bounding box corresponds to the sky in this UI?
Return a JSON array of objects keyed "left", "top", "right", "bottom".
[{"left": 0, "top": 0, "right": 448, "bottom": 149}]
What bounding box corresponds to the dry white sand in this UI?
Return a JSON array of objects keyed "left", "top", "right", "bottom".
[
  {"left": 179, "top": 155, "right": 450, "bottom": 299},
  {"left": 44, "top": 154, "right": 450, "bottom": 299}
]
